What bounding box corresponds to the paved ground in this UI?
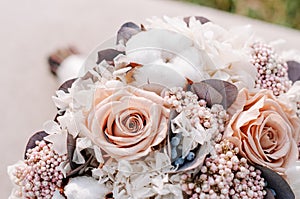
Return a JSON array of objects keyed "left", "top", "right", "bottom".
[{"left": 1, "top": 0, "right": 300, "bottom": 197}]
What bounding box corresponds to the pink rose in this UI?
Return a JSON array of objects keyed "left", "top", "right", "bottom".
[
  {"left": 85, "top": 84, "right": 169, "bottom": 160},
  {"left": 225, "top": 88, "right": 300, "bottom": 173}
]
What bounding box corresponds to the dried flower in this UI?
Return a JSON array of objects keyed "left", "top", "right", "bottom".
[
  {"left": 8, "top": 140, "right": 67, "bottom": 198},
  {"left": 225, "top": 88, "right": 300, "bottom": 173}
]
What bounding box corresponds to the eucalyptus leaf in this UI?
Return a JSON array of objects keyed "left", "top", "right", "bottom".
[
  {"left": 96, "top": 49, "right": 124, "bottom": 65},
  {"left": 66, "top": 145, "right": 99, "bottom": 178},
  {"left": 66, "top": 155, "right": 93, "bottom": 178},
  {"left": 168, "top": 110, "right": 179, "bottom": 137},
  {"left": 116, "top": 22, "right": 141, "bottom": 45},
  {"left": 24, "top": 131, "right": 48, "bottom": 159},
  {"left": 255, "top": 165, "right": 295, "bottom": 199},
  {"left": 184, "top": 16, "right": 210, "bottom": 26},
  {"left": 67, "top": 134, "right": 77, "bottom": 170},
  {"left": 265, "top": 188, "right": 276, "bottom": 199},
  {"left": 190, "top": 82, "right": 223, "bottom": 107},
  {"left": 202, "top": 79, "right": 238, "bottom": 109},
  {"left": 287, "top": 60, "right": 300, "bottom": 83},
  {"left": 58, "top": 78, "right": 77, "bottom": 93},
  {"left": 167, "top": 110, "right": 179, "bottom": 159}
]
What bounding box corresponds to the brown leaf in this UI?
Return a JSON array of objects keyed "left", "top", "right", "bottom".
[
  {"left": 184, "top": 16, "right": 210, "bottom": 27},
  {"left": 124, "top": 63, "right": 143, "bottom": 84},
  {"left": 58, "top": 78, "right": 77, "bottom": 93},
  {"left": 67, "top": 134, "right": 77, "bottom": 170},
  {"left": 202, "top": 79, "right": 238, "bottom": 109},
  {"left": 116, "top": 22, "right": 141, "bottom": 45},
  {"left": 24, "top": 131, "right": 48, "bottom": 159},
  {"left": 96, "top": 49, "right": 124, "bottom": 65},
  {"left": 255, "top": 164, "right": 295, "bottom": 199},
  {"left": 265, "top": 188, "right": 276, "bottom": 199},
  {"left": 66, "top": 139, "right": 99, "bottom": 178},
  {"left": 287, "top": 60, "right": 300, "bottom": 83},
  {"left": 66, "top": 155, "right": 94, "bottom": 178}
]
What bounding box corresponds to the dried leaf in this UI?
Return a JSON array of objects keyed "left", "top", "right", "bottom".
[
  {"left": 184, "top": 16, "right": 210, "bottom": 26},
  {"left": 58, "top": 78, "right": 77, "bottom": 93},
  {"left": 202, "top": 79, "right": 238, "bottom": 109},
  {"left": 116, "top": 22, "right": 141, "bottom": 45},
  {"left": 96, "top": 49, "right": 124, "bottom": 65},
  {"left": 190, "top": 82, "right": 223, "bottom": 107},
  {"left": 124, "top": 63, "right": 143, "bottom": 83},
  {"left": 255, "top": 165, "right": 295, "bottom": 199},
  {"left": 265, "top": 188, "right": 276, "bottom": 199},
  {"left": 167, "top": 110, "right": 179, "bottom": 158},
  {"left": 66, "top": 137, "right": 99, "bottom": 178},
  {"left": 66, "top": 155, "right": 93, "bottom": 178},
  {"left": 287, "top": 60, "right": 300, "bottom": 83},
  {"left": 24, "top": 131, "right": 48, "bottom": 159},
  {"left": 67, "top": 134, "right": 77, "bottom": 170},
  {"left": 168, "top": 110, "right": 179, "bottom": 130}
]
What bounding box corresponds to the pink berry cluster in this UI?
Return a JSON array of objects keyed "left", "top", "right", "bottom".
[
  {"left": 180, "top": 140, "right": 266, "bottom": 199},
  {"left": 164, "top": 87, "right": 229, "bottom": 138},
  {"left": 12, "top": 140, "right": 67, "bottom": 198},
  {"left": 250, "top": 42, "right": 291, "bottom": 96}
]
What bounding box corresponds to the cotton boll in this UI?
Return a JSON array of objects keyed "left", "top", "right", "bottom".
[
  {"left": 125, "top": 29, "right": 206, "bottom": 86},
  {"left": 131, "top": 64, "right": 188, "bottom": 89},
  {"left": 57, "top": 55, "right": 85, "bottom": 84},
  {"left": 64, "top": 176, "right": 111, "bottom": 199}
]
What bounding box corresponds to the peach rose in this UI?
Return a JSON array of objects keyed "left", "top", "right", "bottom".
[
  {"left": 84, "top": 84, "right": 169, "bottom": 160},
  {"left": 224, "top": 88, "right": 300, "bottom": 173}
]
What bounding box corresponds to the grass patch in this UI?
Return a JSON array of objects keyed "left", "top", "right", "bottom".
[{"left": 183, "top": 0, "right": 300, "bottom": 30}]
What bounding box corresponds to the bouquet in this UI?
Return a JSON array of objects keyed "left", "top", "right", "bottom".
[{"left": 8, "top": 16, "right": 300, "bottom": 199}]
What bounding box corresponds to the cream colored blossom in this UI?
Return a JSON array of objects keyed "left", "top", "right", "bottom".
[
  {"left": 225, "top": 88, "right": 300, "bottom": 173},
  {"left": 82, "top": 82, "right": 170, "bottom": 160}
]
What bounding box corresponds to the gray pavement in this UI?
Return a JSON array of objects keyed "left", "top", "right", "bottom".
[{"left": 1, "top": 0, "right": 299, "bottom": 197}]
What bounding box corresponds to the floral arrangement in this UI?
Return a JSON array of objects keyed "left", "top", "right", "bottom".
[{"left": 8, "top": 16, "right": 300, "bottom": 199}]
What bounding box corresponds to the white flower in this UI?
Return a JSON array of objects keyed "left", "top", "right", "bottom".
[
  {"left": 64, "top": 176, "right": 111, "bottom": 199},
  {"left": 279, "top": 81, "right": 300, "bottom": 112},
  {"left": 52, "top": 89, "right": 73, "bottom": 113},
  {"left": 146, "top": 16, "right": 257, "bottom": 90},
  {"left": 117, "top": 28, "right": 207, "bottom": 89},
  {"left": 281, "top": 49, "right": 300, "bottom": 63},
  {"left": 112, "top": 152, "right": 182, "bottom": 199},
  {"left": 43, "top": 120, "right": 68, "bottom": 155},
  {"left": 72, "top": 137, "right": 104, "bottom": 164},
  {"left": 171, "top": 112, "right": 215, "bottom": 159}
]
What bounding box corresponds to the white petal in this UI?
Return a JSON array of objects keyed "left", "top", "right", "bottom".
[
  {"left": 44, "top": 131, "right": 68, "bottom": 155},
  {"left": 64, "top": 176, "right": 110, "bottom": 199}
]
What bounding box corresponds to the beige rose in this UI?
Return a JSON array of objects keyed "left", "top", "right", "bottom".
[
  {"left": 224, "top": 88, "right": 300, "bottom": 173},
  {"left": 85, "top": 84, "right": 169, "bottom": 160}
]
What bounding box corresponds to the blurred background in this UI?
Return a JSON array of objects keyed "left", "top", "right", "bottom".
[
  {"left": 1, "top": 0, "right": 299, "bottom": 198},
  {"left": 184, "top": 0, "right": 300, "bottom": 30}
]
